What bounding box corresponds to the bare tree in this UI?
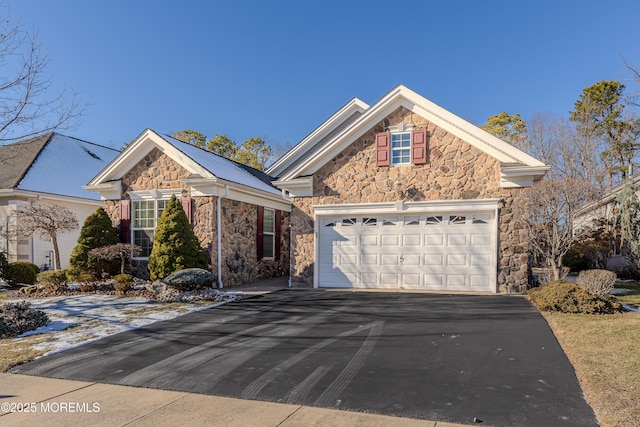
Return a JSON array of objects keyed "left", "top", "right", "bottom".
[
  {"left": 88, "top": 243, "right": 141, "bottom": 275},
  {"left": 519, "top": 177, "right": 599, "bottom": 281},
  {"left": 16, "top": 203, "right": 78, "bottom": 270},
  {"left": 528, "top": 112, "right": 606, "bottom": 187},
  {"left": 0, "top": 2, "right": 85, "bottom": 143}
]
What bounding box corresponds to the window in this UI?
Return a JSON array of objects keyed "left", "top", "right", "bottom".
[
  {"left": 376, "top": 128, "right": 427, "bottom": 166},
  {"left": 391, "top": 132, "right": 411, "bottom": 165},
  {"left": 132, "top": 199, "right": 167, "bottom": 258},
  {"left": 262, "top": 208, "right": 275, "bottom": 258}
]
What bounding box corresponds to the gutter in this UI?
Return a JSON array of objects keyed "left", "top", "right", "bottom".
[{"left": 216, "top": 185, "right": 229, "bottom": 288}]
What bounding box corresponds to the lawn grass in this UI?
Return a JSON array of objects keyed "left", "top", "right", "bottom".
[{"left": 543, "top": 311, "right": 640, "bottom": 427}]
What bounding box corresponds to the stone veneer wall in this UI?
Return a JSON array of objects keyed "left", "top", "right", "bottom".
[
  {"left": 290, "top": 106, "right": 530, "bottom": 293},
  {"left": 104, "top": 148, "right": 290, "bottom": 286}
]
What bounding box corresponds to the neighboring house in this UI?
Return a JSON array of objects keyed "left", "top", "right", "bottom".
[
  {"left": 268, "top": 85, "right": 549, "bottom": 293},
  {"left": 0, "top": 133, "right": 120, "bottom": 269},
  {"left": 84, "top": 129, "right": 291, "bottom": 287},
  {"left": 574, "top": 174, "right": 640, "bottom": 271}
]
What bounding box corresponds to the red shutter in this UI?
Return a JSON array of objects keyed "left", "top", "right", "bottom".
[
  {"left": 274, "top": 209, "right": 282, "bottom": 260},
  {"left": 119, "top": 200, "right": 131, "bottom": 243},
  {"left": 376, "top": 132, "right": 390, "bottom": 166},
  {"left": 411, "top": 129, "right": 427, "bottom": 165},
  {"left": 180, "top": 197, "right": 192, "bottom": 224},
  {"left": 257, "top": 206, "right": 264, "bottom": 259}
]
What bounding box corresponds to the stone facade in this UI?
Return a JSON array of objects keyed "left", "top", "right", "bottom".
[
  {"left": 290, "top": 106, "right": 530, "bottom": 292},
  {"left": 104, "top": 148, "right": 290, "bottom": 286}
]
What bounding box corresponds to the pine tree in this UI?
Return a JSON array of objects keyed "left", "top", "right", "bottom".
[
  {"left": 148, "top": 195, "right": 208, "bottom": 280},
  {"left": 69, "top": 207, "right": 119, "bottom": 275}
]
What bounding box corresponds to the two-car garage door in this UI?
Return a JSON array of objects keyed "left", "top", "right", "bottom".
[{"left": 317, "top": 212, "right": 496, "bottom": 292}]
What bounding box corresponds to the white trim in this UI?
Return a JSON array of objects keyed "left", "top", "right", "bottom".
[
  {"left": 127, "top": 189, "right": 182, "bottom": 201},
  {"left": 312, "top": 199, "right": 501, "bottom": 216},
  {"left": 500, "top": 165, "right": 550, "bottom": 188},
  {"left": 272, "top": 176, "right": 313, "bottom": 198},
  {"left": 266, "top": 98, "right": 369, "bottom": 176},
  {"left": 0, "top": 189, "right": 105, "bottom": 206}
]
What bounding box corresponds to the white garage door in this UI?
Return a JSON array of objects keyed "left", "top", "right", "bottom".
[{"left": 317, "top": 213, "right": 496, "bottom": 292}]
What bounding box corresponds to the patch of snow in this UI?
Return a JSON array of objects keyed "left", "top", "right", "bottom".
[
  {"left": 623, "top": 304, "right": 640, "bottom": 312},
  {"left": 610, "top": 288, "right": 633, "bottom": 295},
  {"left": 12, "top": 292, "right": 243, "bottom": 357}
]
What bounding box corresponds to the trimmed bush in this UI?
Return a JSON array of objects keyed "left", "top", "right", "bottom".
[
  {"left": 114, "top": 274, "right": 133, "bottom": 294},
  {"left": 0, "top": 301, "right": 49, "bottom": 338},
  {"left": 576, "top": 269, "right": 617, "bottom": 299},
  {"left": 528, "top": 280, "right": 622, "bottom": 314},
  {"left": 37, "top": 270, "right": 68, "bottom": 290},
  {"left": 4, "top": 262, "right": 40, "bottom": 285},
  {"left": 162, "top": 268, "right": 214, "bottom": 291},
  {"left": 148, "top": 195, "right": 208, "bottom": 280},
  {"left": 69, "top": 207, "right": 119, "bottom": 276}
]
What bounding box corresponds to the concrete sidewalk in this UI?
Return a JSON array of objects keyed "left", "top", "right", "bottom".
[{"left": 0, "top": 373, "right": 467, "bottom": 427}]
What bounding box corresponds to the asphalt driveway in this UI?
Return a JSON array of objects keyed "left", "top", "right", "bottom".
[{"left": 12, "top": 290, "right": 597, "bottom": 426}]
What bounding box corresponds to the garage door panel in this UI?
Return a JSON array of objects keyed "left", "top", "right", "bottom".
[
  {"left": 381, "top": 254, "right": 399, "bottom": 265},
  {"left": 402, "top": 274, "right": 421, "bottom": 286},
  {"left": 470, "top": 254, "right": 491, "bottom": 266},
  {"left": 402, "top": 234, "right": 421, "bottom": 246},
  {"left": 446, "top": 274, "right": 467, "bottom": 287},
  {"left": 361, "top": 254, "right": 378, "bottom": 265},
  {"left": 424, "top": 275, "right": 444, "bottom": 287},
  {"left": 381, "top": 273, "right": 399, "bottom": 286},
  {"left": 361, "top": 235, "right": 379, "bottom": 246},
  {"left": 424, "top": 255, "right": 444, "bottom": 265},
  {"left": 403, "top": 254, "right": 421, "bottom": 265},
  {"left": 381, "top": 235, "right": 400, "bottom": 246},
  {"left": 425, "top": 234, "right": 444, "bottom": 246},
  {"left": 447, "top": 234, "right": 467, "bottom": 246},
  {"left": 446, "top": 254, "right": 467, "bottom": 266},
  {"left": 470, "top": 233, "right": 492, "bottom": 246}
]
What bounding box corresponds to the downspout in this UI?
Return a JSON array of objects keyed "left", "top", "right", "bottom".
[{"left": 217, "top": 185, "right": 229, "bottom": 289}]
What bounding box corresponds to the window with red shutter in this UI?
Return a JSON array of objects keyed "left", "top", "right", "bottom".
[
  {"left": 180, "top": 197, "right": 192, "bottom": 224},
  {"left": 376, "top": 132, "right": 390, "bottom": 166},
  {"left": 411, "top": 129, "right": 427, "bottom": 165},
  {"left": 119, "top": 200, "right": 131, "bottom": 243}
]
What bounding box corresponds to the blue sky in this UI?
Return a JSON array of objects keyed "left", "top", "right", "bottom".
[{"left": 6, "top": 0, "right": 640, "bottom": 154}]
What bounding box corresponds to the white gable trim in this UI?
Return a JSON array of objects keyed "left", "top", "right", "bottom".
[
  {"left": 276, "top": 85, "right": 547, "bottom": 187},
  {"left": 87, "top": 129, "right": 214, "bottom": 187},
  {"left": 266, "top": 98, "right": 369, "bottom": 177}
]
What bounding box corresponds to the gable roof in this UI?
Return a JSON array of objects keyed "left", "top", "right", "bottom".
[
  {"left": 86, "top": 129, "right": 287, "bottom": 209},
  {"left": 270, "top": 85, "right": 548, "bottom": 193},
  {"left": 0, "top": 133, "right": 120, "bottom": 200}
]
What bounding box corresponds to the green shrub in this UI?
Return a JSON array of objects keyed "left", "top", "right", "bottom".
[
  {"left": 576, "top": 269, "right": 616, "bottom": 300},
  {"left": 69, "top": 207, "right": 119, "bottom": 276},
  {"left": 148, "top": 195, "right": 208, "bottom": 280},
  {"left": 114, "top": 274, "right": 133, "bottom": 294},
  {"left": 66, "top": 268, "right": 95, "bottom": 283},
  {"left": 0, "top": 252, "right": 8, "bottom": 278},
  {"left": 5, "top": 262, "right": 40, "bottom": 285},
  {"left": 0, "top": 301, "right": 49, "bottom": 338},
  {"left": 528, "top": 280, "right": 622, "bottom": 314},
  {"left": 37, "top": 270, "right": 68, "bottom": 290}
]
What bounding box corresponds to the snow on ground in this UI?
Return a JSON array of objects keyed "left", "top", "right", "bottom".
[{"left": 13, "top": 293, "right": 242, "bottom": 357}]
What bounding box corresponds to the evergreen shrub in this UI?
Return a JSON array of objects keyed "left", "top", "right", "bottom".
[{"left": 148, "top": 195, "right": 208, "bottom": 280}]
